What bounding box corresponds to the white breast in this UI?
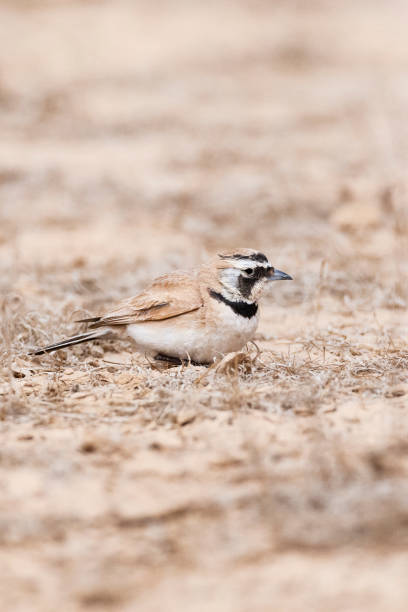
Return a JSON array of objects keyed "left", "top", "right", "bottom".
[
  {"left": 126, "top": 302, "right": 258, "bottom": 364},
  {"left": 210, "top": 300, "right": 259, "bottom": 355}
]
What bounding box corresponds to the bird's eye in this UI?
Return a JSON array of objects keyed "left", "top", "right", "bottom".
[{"left": 244, "top": 268, "right": 254, "bottom": 275}]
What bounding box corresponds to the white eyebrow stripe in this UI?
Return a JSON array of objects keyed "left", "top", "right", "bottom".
[{"left": 232, "top": 260, "right": 270, "bottom": 270}]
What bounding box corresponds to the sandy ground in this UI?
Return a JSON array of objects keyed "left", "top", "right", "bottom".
[{"left": 1, "top": 1, "right": 408, "bottom": 610}]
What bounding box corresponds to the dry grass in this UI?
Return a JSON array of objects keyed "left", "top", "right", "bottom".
[{"left": 0, "top": 1, "right": 408, "bottom": 610}]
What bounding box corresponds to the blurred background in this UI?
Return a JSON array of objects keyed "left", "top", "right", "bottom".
[
  {"left": 1, "top": 2, "right": 408, "bottom": 611},
  {"left": 1, "top": 0, "right": 407, "bottom": 315}
]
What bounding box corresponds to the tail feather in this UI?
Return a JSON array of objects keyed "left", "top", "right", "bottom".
[
  {"left": 29, "top": 329, "right": 110, "bottom": 356},
  {"left": 75, "top": 316, "right": 102, "bottom": 324},
  {"left": 75, "top": 316, "right": 103, "bottom": 329}
]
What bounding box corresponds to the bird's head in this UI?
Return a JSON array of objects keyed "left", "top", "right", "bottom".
[{"left": 213, "top": 248, "right": 292, "bottom": 302}]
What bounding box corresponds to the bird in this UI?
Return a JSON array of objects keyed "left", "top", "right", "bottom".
[{"left": 30, "top": 248, "right": 292, "bottom": 365}]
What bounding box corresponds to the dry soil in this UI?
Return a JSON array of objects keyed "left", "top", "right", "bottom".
[{"left": 1, "top": 1, "right": 408, "bottom": 610}]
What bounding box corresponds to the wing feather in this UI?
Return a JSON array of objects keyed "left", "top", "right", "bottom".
[{"left": 88, "top": 272, "right": 202, "bottom": 328}]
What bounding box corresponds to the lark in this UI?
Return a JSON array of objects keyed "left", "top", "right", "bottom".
[{"left": 30, "top": 248, "right": 292, "bottom": 365}]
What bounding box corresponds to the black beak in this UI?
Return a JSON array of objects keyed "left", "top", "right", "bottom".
[{"left": 269, "top": 268, "right": 293, "bottom": 281}]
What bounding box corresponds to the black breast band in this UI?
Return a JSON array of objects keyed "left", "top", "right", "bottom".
[{"left": 208, "top": 289, "right": 258, "bottom": 319}]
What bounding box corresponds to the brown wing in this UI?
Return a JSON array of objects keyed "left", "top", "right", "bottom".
[{"left": 86, "top": 272, "right": 203, "bottom": 328}]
